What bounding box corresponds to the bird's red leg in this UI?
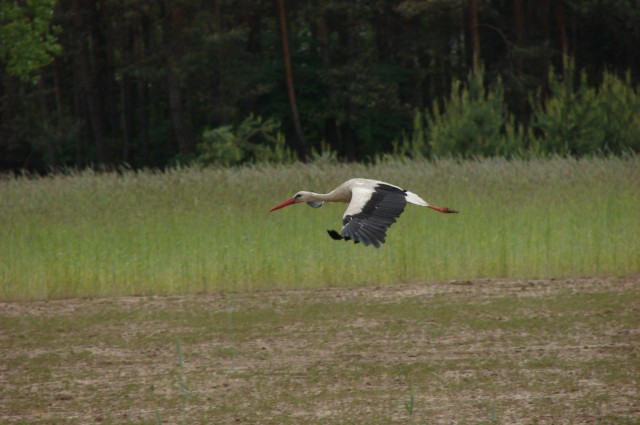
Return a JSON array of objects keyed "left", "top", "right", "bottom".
[{"left": 427, "top": 205, "right": 458, "bottom": 214}]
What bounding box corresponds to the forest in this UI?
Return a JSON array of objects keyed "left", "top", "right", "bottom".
[{"left": 1, "top": 0, "right": 640, "bottom": 172}]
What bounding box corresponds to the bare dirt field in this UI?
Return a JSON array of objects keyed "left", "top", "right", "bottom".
[{"left": 1, "top": 276, "right": 639, "bottom": 424}]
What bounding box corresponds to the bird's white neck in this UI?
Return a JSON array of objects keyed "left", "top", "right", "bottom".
[
  {"left": 323, "top": 188, "right": 351, "bottom": 203},
  {"left": 303, "top": 188, "right": 351, "bottom": 203}
]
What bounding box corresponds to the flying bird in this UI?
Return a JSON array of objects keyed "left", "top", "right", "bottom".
[{"left": 269, "top": 178, "right": 457, "bottom": 248}]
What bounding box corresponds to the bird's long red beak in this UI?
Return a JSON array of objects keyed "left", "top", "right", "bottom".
[
  {"left": 269, "top": 198, "right": 297, "bottom": 212},
  {"left": 427, "top": 205, "right": 458, "bottom": 214}
]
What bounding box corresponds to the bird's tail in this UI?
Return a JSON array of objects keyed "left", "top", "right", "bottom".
[
  {"left": 405, "top": 191, "right": 429, "bottom": 207},
  {"left": 406, "top": 191, "right": 458, "bottom": 213}
]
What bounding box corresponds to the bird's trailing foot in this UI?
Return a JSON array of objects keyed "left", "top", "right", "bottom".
[
  {"left": 427, "top": 205, "right": 458, "bottom": 214},
  {"left": 327, "top": 229, "right": 359, "bottom": 244}
]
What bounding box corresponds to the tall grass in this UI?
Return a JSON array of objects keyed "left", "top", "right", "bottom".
[{"left": 1, "top": 157, "right": 638, "bottom": 300}]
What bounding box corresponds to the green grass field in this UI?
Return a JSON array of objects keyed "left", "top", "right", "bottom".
[{"left": 1, "top": 157, "right": 639, "bottom": 300}]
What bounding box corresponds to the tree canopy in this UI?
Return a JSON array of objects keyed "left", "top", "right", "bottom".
[{"left": 1, "top": 0, "right": 639, "bottom": 171}]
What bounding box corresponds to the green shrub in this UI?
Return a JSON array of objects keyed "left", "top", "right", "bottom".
[
  {"left": 197, "top": 114, "right": 295, "bottom": 166},
  {"left": 427, "top": 69, "right": 522, "bottom": 157},
  {"left": 596, "top": 71, "right": 640, "bottom": 153},
  {"left": 530, "top": 57, "right": 640, "bottom": 155},
  {"left": 389, "top": 110, "right": 428, "bottom": 160},
  {"left": 394, "top": 67, "right": 522, "bottom": 159}
]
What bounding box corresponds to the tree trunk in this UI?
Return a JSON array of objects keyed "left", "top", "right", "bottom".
[
  {"left": 72, "top": 55, "right": 85, "bottom": 165},
  {"left": 166, "top": 3, "right": 194, "bottom": 157},
  {"left": 92, "top": 8, "right": 117, "bottom": 140},
  {"left": 166, "top": 68, "right": 193, "bottom": 155},
  {"left": 317, "top": 0, "right": 331, "bottom": 68},
  {"left": 72, "top": 0, "right": 109, "bottom": 166},
  {"left": 468, "top": 0, "right": 481, "bottom": 71},
  {"left": 554, "top": 1, "right": 568, "bottom": 56},
  {"left": 37, "top": 75, "right": 58, "bottom": 168},
  {"left": 277, "top": 0, "right": 308, "bottom": 160},
  {"left": 136, "top": 81, "right": 149, "bottom": 165},
  {"left": 335, "top": 8, "right": 358, "bottom": 161},
  {"left": 343, "top": 101, "right": 357, "bottom": 162},
  {"left": 52, "top": 58, "right": 64, "bottom": 130},
  {"left": 542, "top": 0, "right": 550, "bottom": 45},
  {"left": 514, "top": 0, "right": 524, "bottom": 52},
  {"left": 134, "top": 13, "right": 150, "bottom": 165},
  {"left": 120, "top": 24, "right": 134, "bottom": 164},
  {"left": 316, "top": 0, "right": 339, "bottom": 152},
  {"left": 512, "top": 0, "right": 527, "bottom": 122}
]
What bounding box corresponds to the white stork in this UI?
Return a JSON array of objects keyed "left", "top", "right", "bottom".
[{"left": 269, "top": 178, "right": 457, "bottom": 248}]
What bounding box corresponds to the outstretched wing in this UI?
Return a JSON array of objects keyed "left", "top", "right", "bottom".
[{"left": 338, "top": 183, "right": 407, "bottom": 248}]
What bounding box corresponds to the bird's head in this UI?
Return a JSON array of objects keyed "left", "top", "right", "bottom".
[{"left": 269, "top": 191, "right": 324, "bottom": 212}]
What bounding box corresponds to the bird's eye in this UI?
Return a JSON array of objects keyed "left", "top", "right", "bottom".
[{"left": 294, "top": 193, "right": 302, "bottom": 199}]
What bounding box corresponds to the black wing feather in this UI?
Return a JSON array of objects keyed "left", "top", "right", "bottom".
[{"left": 339, "top": 183, "right": 407, "bottom": 248}]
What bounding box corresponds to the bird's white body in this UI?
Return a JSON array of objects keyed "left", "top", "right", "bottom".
[
  {"left": 270, "top": 178, "right": 456, "bottom": 248},
  {"left": 339, "top": 179, "right": 429, "bottom": 215}
]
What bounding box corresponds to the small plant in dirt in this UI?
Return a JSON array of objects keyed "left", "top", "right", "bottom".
[{"left": 404, "top": 385, "right": 415, "bottom": 416}]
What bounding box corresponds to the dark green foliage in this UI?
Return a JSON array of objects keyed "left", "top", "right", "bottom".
[
  {"left": 531, "top": 58, "right": 640, "bottom": 155},
  {"left": 427, "top": 69, "right": 521, "bottom": 158},
  {"left": 397, "top": 61, "right": 640, "bottom": 159},
  {"left": 393, "top": 68, "right": 523, "bottom": 159},
  {"left": 0, "top": 0, "right": 60, "bottom": 83},
  {"left": 2, "top": 0, "right": 640, "bottom": 171},
  {"left": 197, "top": 115, "right": 294, "bottom": 166}
]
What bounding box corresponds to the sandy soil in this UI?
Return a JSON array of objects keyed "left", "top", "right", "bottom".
[{"left": 1, "top": 276, "right": 639, "bottom": 424}]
